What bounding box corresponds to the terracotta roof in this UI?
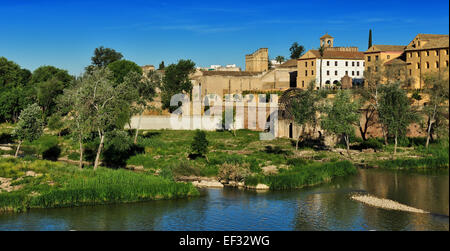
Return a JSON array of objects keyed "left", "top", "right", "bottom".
[
  {"left": 405, "top": 34, "right": 449, "bottom": 51},
  {"left": 384, "top": 58, "right": 407, "bottom": 65},
  {"left": 278, "top": 59, "right": 297, "bottom": 68},
  {"left": 302, "top": 50, "right": 364, "bottom": 60},
  {"left": 200, "top": 70, "right": 260, "bottom": 77},
  {"left": 368, "top": 45, "right": 405, "bottom": 52},
  {"left": 320, "top": 34, "right": 333, "bottom": 39}
]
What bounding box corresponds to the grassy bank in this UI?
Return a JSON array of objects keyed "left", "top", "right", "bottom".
[
  {"left": 0, "top": 158, "right": 198, "bottom": 213},
  {"left": 245, "top": 160, "right": 357, "bottom": 190}
]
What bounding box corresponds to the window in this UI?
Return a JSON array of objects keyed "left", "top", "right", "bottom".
[
  {"left": 357, "top": 62, "right": 360, "bottom": 67},
  {"left": 327, "top": 61, "right": 330, "bottom": 66},
  {"left": 363, "top": 62, "right": 365, "bottom": 67},
  {"left": 345, "top": 70, "right": 349, "bottom": 75},
  {"left": 426, "top": 62, "right": 430, "bottom": 69},
  {"left": 357, "top": 71, "right": 360, "bottom": 76},
  {"left": 446, "top": 61, "right": 449, "bottom": 67},
  {"left": 436, "top": 50, "right": 439, "bottom": 56},
  {"left": 367, "top": 57, "right": 371, "bottom": 62},
  {"left": 352, "top": 71, "right": 355, "bottom": 76},
  {"left": 335, "top": 61, "right": 338, "bottom": 66},
  {"left": 312, "top": 70, "right": 314, "bottom": 75},
  {"left": 305, "top": 62, "right": 308, "bottom": 67},
  {"left": 375, "top": 55, "right": 379, "bottom": 61},
  {"left": 446, "top": 49, "right": 449, "bottom": 55},
  {"left": 426, "top": 51, "right": 430, "bottom": 56},
  {"left": 409, "top": 53, "right": 412, "bottom": 58},
  {"left": 305, "top": 70, "right": 308, "bottom": 76},
  {"left": 417, "top": 63, "right": 420, "bottom": 69},
  {"left": 327, "top": 71, "right": 330, "bottom": 76},
  {"left": 335, "top": 71, "right": 338, "bottom": 76},
  {"left": 311, "top": 61, "right": 314, "bottom": 66},
  {"left": 302, "top": 81, "right": 305, "bottom": 88},
  {"left": 417, "top": 52, "right": 420, "bottom": 57},
  {"left": 409, "top": 69, "right": 412, "bottom": 76},
  {"left": 436, "top": 62, "right": 439, "bottom": 68}
]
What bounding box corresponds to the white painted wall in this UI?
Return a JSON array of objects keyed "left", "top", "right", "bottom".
[{"left": 315, "top": 59, "right": 365, "bottom": 86}]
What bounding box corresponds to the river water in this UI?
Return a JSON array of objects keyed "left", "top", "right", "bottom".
[{"left": 0, "top": 169, "right": 448, "bottom": 231}]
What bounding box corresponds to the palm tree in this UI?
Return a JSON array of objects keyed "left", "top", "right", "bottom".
[
  {"left": 275, "top": 56, "right": 285, "bottom": 64},
  {"left": 318, "top": 45, "right": 325, "bottom": 89}
]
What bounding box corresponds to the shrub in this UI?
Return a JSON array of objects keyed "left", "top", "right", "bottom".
[
  {"left": 191, "top": 130, "right": 209, "bottom": 157},
  {"left": 360, "top": 138, "right": 383, "bottom": 150},
  {"left": 34, "top": 135, "right": 61, "bottom": 161},
  {"left": 102, "top": 130, "right": 144, "bottom": 168},
  {"left": 218, "top": 163, "right": 251, "bottom": 183}
]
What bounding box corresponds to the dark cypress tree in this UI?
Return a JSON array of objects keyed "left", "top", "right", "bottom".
[{"left": 368, "top": 29, "right": 373, "bottom": 49}]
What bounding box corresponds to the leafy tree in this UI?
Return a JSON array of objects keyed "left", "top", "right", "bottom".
[
  {"left": 378, "top": 83, "right": 417, "bottom": 157},
  {"left": 107, "top": 59, "right": 143, "bottom": 86},
  {"left": 0, "top": 57, "right": 31, "bottom": 88},
  {"left": 47, "top": 113, "right": 65, "bottom": 136},
  {"left": 125, "top": 70, "right": 160, "bottom": 144},
  {"left": 158, "top": 61, "right": 165, "bottom": 70},
  {"left": 90, "top": 46, "right": 123, "bottom": 67},
  {"left": 290, "top": 83, "right": 321, "bottom": 150},
  {"left": 191, "top": 130, "right": 209, "bottom": 158},
  {"left": 423, "top": 71, "right": 449, "bottom": 147},
  {"left": 64, "top": 68, "right": 136, "bottom": 170},
  {"left": 161, "top": 59, "right": 196, "bottom": 112},
  {"left": 321, "top": 90, "right": 361, "bottom": 158},
  {"left": 275, "top": 56, "right": 285, "bottom": 64},
  {"left": 0, "top": 86, "right": 34, "bottom": 123},
  {"left": 30, "top": 66, "right": 73, "bottom": 87},
  {"left": 13, "top": 103, "right": 44, "bottom": 157},
  {"left": 290, "top": 42, "right": 305, "bottom": 59}
]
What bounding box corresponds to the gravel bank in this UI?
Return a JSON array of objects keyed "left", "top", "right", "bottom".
[{"left": 351, "top": 194, "right": 429, "bottom": 214}]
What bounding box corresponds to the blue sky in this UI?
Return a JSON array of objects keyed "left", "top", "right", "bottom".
[{"left": 1, "top": 0, "right": 448, "bottom": 75}]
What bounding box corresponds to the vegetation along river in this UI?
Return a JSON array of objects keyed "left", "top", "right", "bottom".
[{"left": 0, "top": 169, "right": 448, "bottom": 231}]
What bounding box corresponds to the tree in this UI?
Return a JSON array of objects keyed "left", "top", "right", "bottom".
[
  {"left": 90, "top": 46, "right": 123, "bottom": 67},
  {"left": 423, "top": 71, "right": 449, "bottom": 148},
  {"left": 66, "top": 67, "right": 136, "bottom": 170},
  {"left": 0, "top": 86, "right": 34, "bottom": 123},
  {"left": 161, "top": 59, "right": 196, "bottom": 112},
  {"left": 0, "top": 57, "right": 31, "bottom": 88},
  {"left": 290, "top": 83, "right": 321, "bottom": 150},
  {"left": 318, "top": 45, "right": 325, "bottom": 89},
  {"left": 378, "top": 83, "right": 417, "bottom": 157},
  {"left": 321, "top": 90, "right": 361, "bottom": 158},
  {"left": 290, "top": 42, "right": 305, "bottom": 59},
  {"left": 368, "top": 29, "right": 373, "bottom": 49},
  {"left": 30, "top": 66, "right": 73, "bottom": 87},
  {"left": 126, "top": 70, "right": 160, "bottom": 144},
  {"left": 13, "top": 103, "right": 44, "bottom": 157},
  {"left": 191, "top": 130, "right": 209, "bottom": 158},
  {"left": 159, "top": 61, "right": 165, "bottom": 70},
  {"left": 275, "top": 56, "right": 285, "bottom": 64},
  {"left": 107, "top": 59, "right": 143, "bottom": 86}
]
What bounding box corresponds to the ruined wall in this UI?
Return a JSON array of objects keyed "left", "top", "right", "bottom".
[{"left": 246, "top": 48, "right": 269, "bottom": 72}]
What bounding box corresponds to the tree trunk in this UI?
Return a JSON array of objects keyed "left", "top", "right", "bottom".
[
  {"left": 79, "top": 136, "right": 84, "bottom": 169},
  {"left": 393, "top": 133, "right": 398, "bottom": 158},
  {"left": 134, "top": 112, "right": 143, "bottom": 144},
  {"left": 426, "top": 104, "right": 437, "bottom": 149},
  {"left": 15, "top": 140, "right": 22, "bottom": 158},
  {"left": 382, "top": 126, "right": 389, "bottom": 145},
  {"left": 94, "top": 133, "right": 105, "bottom": 170},
  {"left": 345, "top": 134, "right": 352, "bottom": 159}
]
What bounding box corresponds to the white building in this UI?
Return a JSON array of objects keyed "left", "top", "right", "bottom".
[{"left": 298, "top": 34, "right": 365, "bottom": 88}]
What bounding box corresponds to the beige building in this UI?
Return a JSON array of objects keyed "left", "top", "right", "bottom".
[
  {"left": 365, "top": 45, "right": 405, "bottom": 72},
  {"left": 245, "top": 48, "right": 269, "bottom": 72},
  {"left": 404, "top": 34, "right": 449, "bottom": 89}
]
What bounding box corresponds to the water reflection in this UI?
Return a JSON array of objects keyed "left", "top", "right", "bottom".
[{"left": 0, "top": 169, "right": 448, "bottom": 231}]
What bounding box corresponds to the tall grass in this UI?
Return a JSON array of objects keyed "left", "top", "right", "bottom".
[
  {"left": 0, "top": 158, "right": 198, "bottom": 213},
  {"left": 245, "top": 160, "right": 357, "bottom": 190}
]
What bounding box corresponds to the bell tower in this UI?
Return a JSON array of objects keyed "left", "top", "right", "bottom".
[{"left": 320, "top": 34, "right": 334, "bottom": 48}]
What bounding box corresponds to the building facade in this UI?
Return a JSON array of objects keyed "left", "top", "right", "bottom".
[
  {"left": 245, "top": 48, "right": 269, "bottom": 72},
  {"left": 404, "top": 34, "right": 449, "bottom": 89},
  {"left": 297, "top": 34, "right": 365, "bottom": 89}
]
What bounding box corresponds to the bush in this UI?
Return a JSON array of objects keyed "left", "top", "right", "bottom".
[
  {"left": 170, "top": 161, "right": 200, "bottom": 177},
  {"left": 218, "top": 163, "right": 251, "bottom": 183},
  {"left": 191, "top": 130, "right": 209, "bottom": 157},
  {"left": 360, "top": 138, "right": 383, "bottom": 150},
  {"left": 102, "top": 130, "right": 144, "bottom": 168},
  {"left": 34, "top": 135, "right": 61, "bottom": 161},
  {"left": 0, "top": 132, "right": 14, "bottom": 144}
]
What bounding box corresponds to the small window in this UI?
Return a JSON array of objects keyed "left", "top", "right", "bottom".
[
  {"left": 409, "top": 69, "right": 412, "bottom": 75},
  {"left": 352, "top": 71, "right": 355, "bottom": 76},
  {"left": 436, "top": 62, "right": 439, "bottom": 68},
  {"left": 302, "top": 81, "right": 305, "bottom": 88},
  {"left": 335, "top": 71, "right": 338, "bottom": 76},
  {"left": 417, "top": 63, "right": 420, "bottom": 69},
  {"left": 305, "top": 70, "right": 308, "bottom": 76},
  {"left": 375, "top": 56, "right": 379, "bottom": 61},
  {"left": 311, "top": 61, "right": 314, "bottom": 66},
  {"left": 357, "top": 62, "right": 360, "bottom": 67},
  {"left": 426, "top": 62, "right": 430, "bottom": 69},
  {"left": 335, "top": 61, "right": 338, "bottom": 66},
  {"left": 446, "top": 61, "right": 449, "bottom": 67},
  {"left": 426, "top": 51, "right": 430, "bottom": 56},
  {"left": 352, "top": 62, "right": 355, "bottom": 67},
  {"left": 357, "top": 71, "right": 360, "bottom": 76},
  {"left": 417, "top": 52, "right": 420, "bottom": 57},
  {"left": 327, "top": 70, "right": 330, "bottom": 76},
  {"left": 436, "top": 50, "right": 439, "bottom": 56},
  {"left": 446, "top": 49, "right": 449, "bottom": 55},
  {"left": 367, "top": 57, "right": 370, "bottom": 62},
  {"left": 312, "top": 70, "right": 314, "bottom": 75},
  {"left": 327, "top": 61, "right": 330, "bottom": 66},
  {"left": 305, "top": 62, "right": 308, "bottom": 67},
  {"left": 409, "top": 53, "right": 412, "bottom": 58}
]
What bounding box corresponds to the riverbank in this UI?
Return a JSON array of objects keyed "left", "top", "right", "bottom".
[{"left": 0, "top": 158, "right": 198, "bottom": 213}]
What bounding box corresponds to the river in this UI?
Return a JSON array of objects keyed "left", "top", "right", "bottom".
[{"left": 0, "top": 169, "right": 448, "bottom": 231}]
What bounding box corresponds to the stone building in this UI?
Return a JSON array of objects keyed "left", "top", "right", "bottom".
[
  {"left": 404, "top": 34, "right": 449, "bottom": 89},
  {"left": 245, "top": 48, "right": 269, "bottom": 72},
  {"left": 297, "top": 34, "right": 365, "bottom": 89},
  {"left": 364, "top": 45, "right": 405, "bottom": 72}
]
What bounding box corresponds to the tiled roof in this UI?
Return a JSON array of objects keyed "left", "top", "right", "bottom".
[
  {"left": 278, "top": 59, "right": 297, "bottom": 68},
  {"left": 405, "top": 34, "right": 449, "bottom": 51},
  {"left": 368, "top": 45, "right": 405, "bottom": 52},
  {"left": 320, "top": 34, "right": 333, "bottom": 39},
  {"left": 302, "top": 50, "right": 364, "bottom": 60},
  {"left": 200, "top": 70, "right": 260, "bottom": 77}
]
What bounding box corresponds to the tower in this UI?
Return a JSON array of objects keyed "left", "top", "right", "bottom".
[{"left": 320, "top": 34, "right": 334, "bottom": 48}]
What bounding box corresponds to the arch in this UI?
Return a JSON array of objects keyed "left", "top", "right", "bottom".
[
  {"left": 325, "top": 80, "right": 331, "bottom": 85},
  {"left": 333, "top": 80, "right": 339, "bottom": 85}
]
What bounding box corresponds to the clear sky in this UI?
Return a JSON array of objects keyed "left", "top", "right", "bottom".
[{"left": 1, "top": 0, "right": 448, "bottom": 75}]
